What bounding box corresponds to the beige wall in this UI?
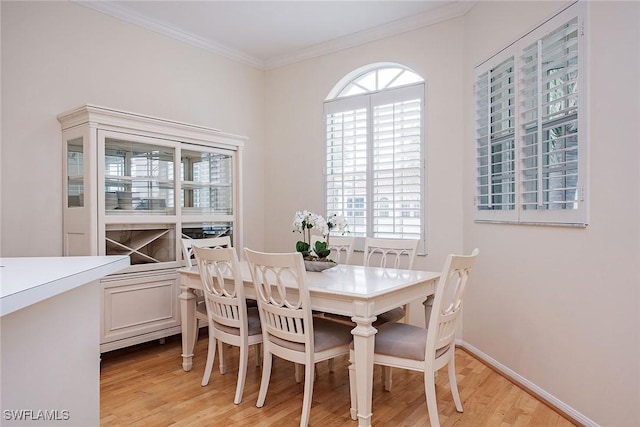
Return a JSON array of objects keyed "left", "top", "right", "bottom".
[
  {"left": 462, "top": 2, "right": 640, "bottom": 426},
  {"left": 0, "top": 1, "right": 265, "bottom": 256},
  {"left": 263, "top": 17, "right": 467, "bottom": 276}
]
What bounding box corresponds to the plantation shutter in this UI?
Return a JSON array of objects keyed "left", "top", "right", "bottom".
[
  {"left": 324, "top": 83, "right": 425, "bottom": 245},
  {"left": 325, "top": 95, "right": 369, "bottom": 236},
  {"left": 475, "top": 53, "right": 518, "bottom": 222},
  {"left": 371, "top": 85, "right": 423, "bottom": 239},
  {"left": 520, "top": 15, "right": 581, "bottom": 223},
  {"left": 474, "top": 2, "right": 586, "bottom": 226}
]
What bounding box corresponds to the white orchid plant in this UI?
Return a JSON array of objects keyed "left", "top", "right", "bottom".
[{"left": 292, "top": 210, "right": 348, "bottom": 260}]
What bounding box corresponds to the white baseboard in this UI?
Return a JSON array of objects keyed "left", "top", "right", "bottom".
[{"left": 457, "top": 339, "right": 599, "bottom": 427}]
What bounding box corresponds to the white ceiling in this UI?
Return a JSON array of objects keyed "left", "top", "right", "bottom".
[{"left": 78, "top": 1, "right": 474, "bottom": 70}]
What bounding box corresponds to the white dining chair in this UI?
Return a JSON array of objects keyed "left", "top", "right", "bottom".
[
  {"left": 193, "top": 246, "right": 263, "bottom": 404},
  {"left": 323, "top": 237, "right": 419, "bottom": 327},
  {"left": 348, "top": 248, "right": 479, "bottom": 427},
  {"left": 309, "top": 234, "right": 355, "bottom": 371},
  {"left": 181, "top": 236, "right": 233, "bottom": 349},
  {"left": 181, "top": 235, "right": 232, "bottom": 268},
  {"left": 310, "top": 234, "right": 355, "bottom": 264},
  {"left": 244, "top": 248, "right": 353, "bottom": 427},
  {"left": 362, "top": 237, "right": 418, "bottom": 268},
  {"left": 362, "top": 237, "right": 420, "bottom": 388},
  {"left": 363, "top": 237, "right": 419, "bottom": 324}
]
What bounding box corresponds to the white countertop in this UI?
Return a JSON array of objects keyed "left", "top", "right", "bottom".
[{"left": 0, "top": 256, "right": 130, "bottom": 316}]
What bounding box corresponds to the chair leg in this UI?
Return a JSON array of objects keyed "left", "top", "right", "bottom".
[
  {"left": 234, "top": 343, "right": 249, "bottom": 404},
  {"left": 382, "top": 366, "right": 393, "bottom": 391},
  {"left": 192, "top": 323, "right": 200, "bottom": 349},
  {"left": 348, "top": 350, "right": 357, "bottom": 421},
  {"left": 218, "top": 340, "right": 227, "bottom": 374},
  {"left": 423, "top": 295, "right": 434, "bottom": 328},
  {"left": 424, "top": 368, "right": 440, "bottom": 427},
  {"left": 256, "top": 351, "right": 272, "bottom": 408},
  {"left": 299, "top": 361, "right": 315, "bottom": 427},
  {"left": 192, "top": 316, "right": 200, "bottom": 350},
  {"left": 254, "top": 343, "right": 262, "bottom": 367},
  {"left": 200, "top": 332, "right": 217, "bottom": 387},
  {"left": 327, "top": 358, "right": 335, "bottom": 372},
  {"left": 400, "top": 303, "right": 409, "bottom": 323},
  {"left": 448, "top": 355, "right": 463, "bottom": 413},
  {"left": 294, "top": 363, "right": 303, "bottom": 383}
]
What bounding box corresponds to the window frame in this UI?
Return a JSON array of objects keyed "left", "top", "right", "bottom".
[
  {"left": 474, "top": 2, "right": 588, "bottom": 227},
  {"left": 324, "top": 69, "right": 427, "bottom": 252}
]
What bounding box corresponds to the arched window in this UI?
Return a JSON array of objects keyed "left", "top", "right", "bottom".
[
  {"left": 328, "top": 64, "right": 424, "bottom": 99},
  {"left": 324, "top": 63, "right": 425, "bottom": 249}
]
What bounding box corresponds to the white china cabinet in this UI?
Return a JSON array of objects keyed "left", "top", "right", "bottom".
[{"left": 58, "top": 105, "right": 245, "bottom": 352}]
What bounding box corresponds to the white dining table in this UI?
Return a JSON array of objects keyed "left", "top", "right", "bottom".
[{"left": 177, "top": 262, "right": 439, "bottom": 427}]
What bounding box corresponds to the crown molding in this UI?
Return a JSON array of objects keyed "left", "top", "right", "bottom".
[
  {"left": 75, "top": 0, "right": 265, "bottom": 69},
  {"left": 75, "top": 1, "right": 475, "bottom": 71},
  {"left": 264, "top": 1, "right": 476, "bottom": 70}
]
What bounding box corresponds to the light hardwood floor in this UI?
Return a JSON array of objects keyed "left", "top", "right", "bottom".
[{"left": 100, "top": 332, "right": 576, "bottom": 426}]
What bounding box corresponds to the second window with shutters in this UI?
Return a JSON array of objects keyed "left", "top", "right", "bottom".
[{"left": 474, "top": 2, "right": 587, "bottom": 226}]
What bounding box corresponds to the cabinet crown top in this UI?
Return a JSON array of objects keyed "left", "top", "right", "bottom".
[{"left": 58, "top": 104, "right": 246, "bottom": 148}]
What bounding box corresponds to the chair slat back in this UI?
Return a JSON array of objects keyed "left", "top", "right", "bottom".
[
  {"left": 428, "top": 248, "right": 479, "bottom": 355},
  {"left": 310, "top": 235, "right": 355, "bottom": 264},
  {"left": 244, "top": 249, "right": 313, "bottom": 349},
  {"left": 193, "top": 246, "right": 245, "bottom": 330},
  {"left": 363, "top": 237, "right": 419, "bottom": 270},
  {"left": 181, "top": 236, "right": 232, "bottom": 267}
]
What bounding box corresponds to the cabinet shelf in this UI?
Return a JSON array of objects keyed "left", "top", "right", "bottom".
[
  {"left": 181, "top": 180, "right": 232, "bottom": 189},
  {"left": 105, "top": 175, "right": 174, "bottom": 186},
  {"left": 106, "top": 208, "right": 174, "bottom": 215},
  {"left": 181, "top": 207, "right": 233, "bottom": 215}
]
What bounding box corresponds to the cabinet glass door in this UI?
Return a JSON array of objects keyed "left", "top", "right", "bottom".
[
  {"left": 181, "top": 148, "right": 233, "bottom": 215},
  {"left": 104, "top": 138, "right": 175, "bottom": 214},
  {"left": 67, "top": 138, "right": 84, "bottom": 207}
]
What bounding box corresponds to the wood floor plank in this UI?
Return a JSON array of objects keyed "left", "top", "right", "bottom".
[{"left": 100, "top": 333, "right": 576, "bottom": 426}]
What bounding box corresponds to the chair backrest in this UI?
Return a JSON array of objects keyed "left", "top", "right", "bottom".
[
  {"left": 426, "top": 248, "right": 479, "bottom": 358},
  {"left": 181, "top": 236, "right": 232, "bottom": 267},
  {"left": 310, "top": 235, "right": 355, "bottom": 264},
  {"left": 244, "top": 249, "right": 315, "bottom": 355},
  {"left": 362, "top": 237, "right": 419, "bottom": 270},
  {"left": 193, "top": 246, "right": 247, "bottom": 332}
]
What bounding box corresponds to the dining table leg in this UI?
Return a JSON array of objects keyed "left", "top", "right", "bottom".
[
  {"left": 178, "top": 285, "right": 198, "bottom": 371},
  {"left": 351, "top": 301, "right": 378, "bottom": 427}
]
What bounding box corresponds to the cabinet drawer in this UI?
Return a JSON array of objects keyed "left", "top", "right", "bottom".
[{"left": 101, "top": 272, "right": 179, "bottom": 344}]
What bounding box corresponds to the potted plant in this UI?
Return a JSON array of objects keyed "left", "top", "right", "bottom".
[{"left": 292, "top": 210, "right": 348, "bottom": 271}]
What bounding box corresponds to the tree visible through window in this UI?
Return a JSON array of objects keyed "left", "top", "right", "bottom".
[{"left": 324, "top": 63, "right": 425, "bottom": 247}]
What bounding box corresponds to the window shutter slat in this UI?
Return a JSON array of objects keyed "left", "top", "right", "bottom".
[
  {"left": 372, "top": 94, "right": 423, "bottom": 240},
  {"left": 475, "top": 57, "right": 516, "bottom": 213},
  {"left": 520, "top": 16, "right": 580, "bottom": 213},
  {"left": 325, "top": 107, "right": 368, "bottom": 236}
]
